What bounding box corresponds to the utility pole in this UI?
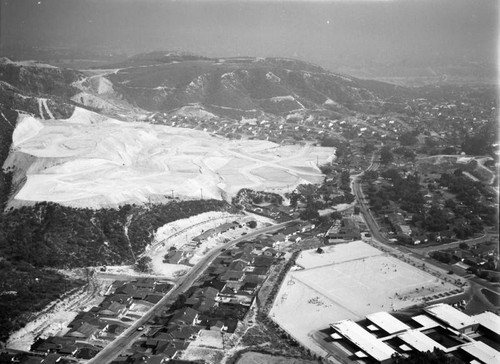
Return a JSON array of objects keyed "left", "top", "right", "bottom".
[
  {"left": 171, "top": 189, "right": 174, "bottom": 199},
  {"left": 200, "top": 188, "right": 203, "bottom": 200}
]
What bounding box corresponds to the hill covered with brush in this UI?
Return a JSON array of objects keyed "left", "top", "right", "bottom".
[{"left": 106, "top": 52, "right": 411, "bottom": 118}]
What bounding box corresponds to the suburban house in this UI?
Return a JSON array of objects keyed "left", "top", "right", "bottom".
[
  {"left": 325, "top": 217, "right": 361, "bottom": 243},
  {"left": 169, "top": 307, "right": 200, "bottom": 326}
]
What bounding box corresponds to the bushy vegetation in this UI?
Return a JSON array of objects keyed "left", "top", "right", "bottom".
[
  {"left": 0, "top": 199, "right": 233, "bottom": 343},
  {"left": 232, "top": 188, "right": 284, "bottom": 207},
  {"left": 0, "top": 259, "right": 84, "bottom": 342},
  {"left": 438, "top": 171, "right": 498, "bottom": 231},
  {"left": 461, "top": 119, "right": 497, "bottom": 156},
  {"left": 0, "top": 62, "right": 81, "bottom": 98},
  {"left": 380, "top": 145, "right": 394, "bottom": 164},
  {"left": 0, "top": 200, "right": 234, "bottom": 268},
  {"left": 367, "top": 170, "right": 424, "bottom": 214}
]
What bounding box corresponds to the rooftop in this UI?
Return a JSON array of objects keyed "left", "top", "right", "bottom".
[
  {"left": 366, "top": 311, "right": 410, "bottom": 334},
  {"left": 473, "top": 311, "right": 500, "bottom": 336},
  {"left": 460, "top": 341, "right": 500, "bottom": 364},
  {"left": 411, "top": 314, "right": 440, "bottom": 329},
  {"left": 424, "top": 303, "right": 478, "bottom": 331},
  {"left": 398, "top": 329, "right": 446, "bottom": 353},
  {"left": 330, "top": 319, "right": 397, "bottom": 362}
]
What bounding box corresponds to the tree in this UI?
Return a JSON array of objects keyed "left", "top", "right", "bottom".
[
  {"left": 381, "top": 168, "right": 400, "bottom": 180},
  {"left": 330, "top": 211, "right": 342, "bottom": 220},
  {"left": 398, "top": 131, "right": 418, "bottom": 146},
  {"left": 288, "top": 192, "right": 300, "bottom": 208},
  {"left": 380, "top": 146, "right": 394, "bottom": 164},
  {"left": 362, "top": 170, "right": 379, "bottom": 182},
  {"left": 396, "top": 235, "right": 413, "bottom": 245},
  {"left": 300, "top": 207, "right": 320, "bottom": 221},
  {"left": 135, "top": 256, "right": 152, "bottom": 273},
  {"left": 297, "top": 184, "right": 318, "bottom": 203},
  {"left": 319, "top": 163, "right": 335, "bottom": 175},
  {"left": 362, "top": 143, "right": 376, "bottom": 154},
  {"left": 320, "top": 137, "right": 339, "bottom": 147},
  {"left": 459, "top": 242, "right": 469, "bottom": 250},
  {"left": 246, "top": 220, "right": 257, "bottom": 229}
]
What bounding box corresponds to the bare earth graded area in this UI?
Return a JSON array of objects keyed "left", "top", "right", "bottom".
[
  {"left": 5, "top": 107, "right": 334, "bottom": 208},
  {"left": 269, "top": 241, "right": 457, "bottom": 356}
]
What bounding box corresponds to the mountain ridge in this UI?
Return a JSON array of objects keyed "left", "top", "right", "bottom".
[{"left": 104, "top": 52, "right": 411, "bottom": 118}]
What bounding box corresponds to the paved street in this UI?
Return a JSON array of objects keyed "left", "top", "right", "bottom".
[{"left": 88, "top": 219, "right": 294, "bottom": 364}]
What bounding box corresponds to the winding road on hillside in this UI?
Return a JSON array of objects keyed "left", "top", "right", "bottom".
[{"left": 87, "top": 218, "right": 297, "bottom": 364}]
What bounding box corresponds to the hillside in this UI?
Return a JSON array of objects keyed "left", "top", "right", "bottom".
[
  {"left": 3, "top": 53, "right": 406, "bottom": 210},
  {"left": 106, "top": 53, "right": 411, "bottom": 118}
]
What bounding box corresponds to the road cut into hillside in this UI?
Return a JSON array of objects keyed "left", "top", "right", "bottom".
[{"left": 4, "top": 107, "right": 335, "bottom": 209}]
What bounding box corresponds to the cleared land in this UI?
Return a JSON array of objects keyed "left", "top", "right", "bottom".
[
  {"left": 5, "top": 107, "right": 334, "bottom": 208},
  {"left": 270, "top": 241, "right": 457, "bottom": 356}
]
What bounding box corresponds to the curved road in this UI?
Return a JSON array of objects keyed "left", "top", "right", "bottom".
[
  {"left": 352, "top": 156, "right": 499, "bottom": 307},
  {"left": 88, "top": 218, "right": 297, "bottom": 364}
]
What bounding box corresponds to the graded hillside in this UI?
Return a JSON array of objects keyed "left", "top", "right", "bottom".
[
  {"left": 106, "top": 53, "right": 410, "bottom": 118},
  {"left": 5, "top": 107, "right": 335, "bottom": 208},
  {"left": 0, "top": 60, "right": 80, "bottom": 210}
]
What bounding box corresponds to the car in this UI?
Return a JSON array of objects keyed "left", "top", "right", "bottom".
[{"left": 137, "top": 325, "right": 145, "bottom": 331}]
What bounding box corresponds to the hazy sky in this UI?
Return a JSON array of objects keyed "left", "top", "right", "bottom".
[{"left": 0, "top": 0, "right": 497, "bottom": 71}]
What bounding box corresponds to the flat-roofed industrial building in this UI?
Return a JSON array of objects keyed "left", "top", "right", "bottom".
[
  {"left": 424, "top": 303, "right": 479, "bottom": 334},
  {"left": 474, "top": 311, "right": 500, "bottom": 339},
  {"left": 330, "top": 319, "right": 397, "bottom": 364},
  {"left": 366, "top": 311, "right": 411, "bottom": 335},
  {"left": 397, "top": 329, "right": 447, "bottom": 353},
  {"left": 460, "top": 341, "right": 500, "bottom": 364}
]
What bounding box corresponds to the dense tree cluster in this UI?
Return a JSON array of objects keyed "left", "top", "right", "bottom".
[
  {"left": 232, "top": 188, "right": 284, "bottom": 207},
  {"left": 439, "top": 171, "right": 497, "bottom": 229},
  {"left": 0, "top": 200, "right": 233, "bottom": 268},
  {"left": 380, "top": 146, "right": 394, "bottom": 164},
  {"left": 367, "top": 170, "right": 424, "bottom": 214},
  {"left": 398, "top": 131, "right": 419, "bottom": 146},
  {"left": 361, "top": 170, "right": 379, "bottom": 183},
  {"left": 461, "top": 119, "right": 497, "bottom": 156}
]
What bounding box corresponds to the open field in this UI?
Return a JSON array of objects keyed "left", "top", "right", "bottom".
[
  {"left": 5, "top": 107, "right": 334, "bottom": 208},
  {"left": 270, "top": 241, "right": 457, "bottom": 356}
]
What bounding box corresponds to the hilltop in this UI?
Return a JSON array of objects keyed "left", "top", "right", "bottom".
[{"left": 104, "top": 52, "right": 411, "bottom": 119}]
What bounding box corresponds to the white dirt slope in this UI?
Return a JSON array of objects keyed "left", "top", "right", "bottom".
[{"left": 4, "top": 107, "right": 334, "bottom": 209}]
